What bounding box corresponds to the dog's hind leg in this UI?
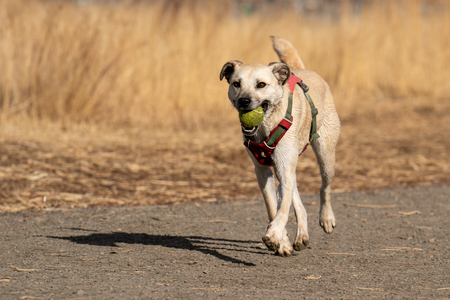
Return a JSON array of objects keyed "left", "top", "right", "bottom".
[
  {"left": 292, "top": 181, "right": 310, "bottom": 251},
  {"left": 311, "top": 116, "right": 339, "bottom": 234}
]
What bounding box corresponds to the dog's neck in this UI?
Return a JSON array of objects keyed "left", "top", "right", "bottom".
[{"left": 246, "top": 85, "right": 290, "bottom": 144}]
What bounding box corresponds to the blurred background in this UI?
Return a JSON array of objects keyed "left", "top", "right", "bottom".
[{"left": 0, "top": 0, "right": 449, "bottom": 211}]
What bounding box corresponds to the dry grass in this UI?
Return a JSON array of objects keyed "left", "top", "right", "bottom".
[
  {"left": 0, "top": 0, "right": 449, "bottom": 211},
  {"left": 1, "top": 101, "right": 449, "bottom": 212},
  {"left": 1, "top": 0, "right": 449, "bottom": 127}
]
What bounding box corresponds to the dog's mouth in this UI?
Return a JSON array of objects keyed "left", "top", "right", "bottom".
[
  {"left": 261, "top": 101, "right": 269, "bottom": 112},
  {"left": 241, "top": 125, "right": 258, "bottom": 136},
  {"left": 240, "top": 101, "right": 269, "bottom": 136}
]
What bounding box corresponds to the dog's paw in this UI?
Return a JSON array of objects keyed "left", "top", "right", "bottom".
[
  {"left": 262, "top": 223, "right": 280, "bottom": 251},
  {"left": 262, "top": 235, "right": 279, "bottom": 251},
  {"left": 293, "top": 234, "right": 309, "bottom": 251},
  {"left": 276, "top": 232, "right": 294, "bottom": 256},
  {"left": 263, "top": 228, "right": 293, "bottom": 256},
  {"left": 319, "top": 207, "right": 336, "bottom": 234}
]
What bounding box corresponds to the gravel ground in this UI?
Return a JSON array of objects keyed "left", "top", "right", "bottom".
[{"left": 1, "top": 184, "right": 449, "bottom": 299}]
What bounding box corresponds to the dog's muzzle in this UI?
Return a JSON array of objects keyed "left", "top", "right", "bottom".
[{"left": 237, "top": 98, "right": 252, "bottom": 110}]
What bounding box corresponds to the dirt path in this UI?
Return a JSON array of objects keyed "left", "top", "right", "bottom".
[{"left": 1, "top": 184, "right": 449, "bottom": 299}]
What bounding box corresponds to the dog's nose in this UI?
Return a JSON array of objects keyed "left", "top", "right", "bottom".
[{"left": 238, "top": 98, "right": 251, "bottom": 109}]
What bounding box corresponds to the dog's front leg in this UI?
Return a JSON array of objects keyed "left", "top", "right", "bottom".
[
  {"left": 260, "top": 164, "right": 296, "bottom": 256},
  {"left": 255, "top": 165, "right": 293, "bottom": 256},
  {"left": 254, "top": 165, "right": 277, "bottom": 220}
]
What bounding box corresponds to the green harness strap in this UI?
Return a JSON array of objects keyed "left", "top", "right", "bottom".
[
  {"left": 263, "top": 79, "right": 319, "bottom": 146},
  {"left": 266, "top": 93, "right": 293, "bottom": 146},
  {"left": 300, "top": 81, "right": 320, "bottom": 140}
]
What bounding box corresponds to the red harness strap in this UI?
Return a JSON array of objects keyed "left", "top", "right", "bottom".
[
  {"left": 244, "top": 73, "right": 308, "bottom": 166},
  {"left": 244, "top": 118, "right": 296, "bottom": 166},
  {"left": 287, "top": 73, "right": 302, "bottom": 94}
]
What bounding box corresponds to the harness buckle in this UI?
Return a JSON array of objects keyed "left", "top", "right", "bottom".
[
  {"left": 312, "top": 108, "right": 318, "bottom": 117},
  {"left": 263, "top": 141, "right": 276, "bottom": 150},
  {"left": 284, "top": 116, "right": 293, "bottom": 124},
  {"left": 300, "top": 81, "right": 309, "bottom": 93}
]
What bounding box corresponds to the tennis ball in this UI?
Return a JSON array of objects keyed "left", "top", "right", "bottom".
[{"left": 239, "top": 106, "right": 264, "bottom": 128}]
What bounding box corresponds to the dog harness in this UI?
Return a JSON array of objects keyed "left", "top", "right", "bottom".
[{"left": 243, "top": 73, "right": 319, "bottom": 166}]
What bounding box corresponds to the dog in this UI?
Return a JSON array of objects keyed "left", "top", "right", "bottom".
[{"left": 220, "top": 37, "right": 340, "bottom": 256}]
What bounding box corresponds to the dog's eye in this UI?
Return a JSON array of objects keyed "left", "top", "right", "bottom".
[
  {"left": 257, "top": 82, "right": 266, "bottom": 88},
  {"left": 233, "top": 82, "right": 240, "bottom": 88}
]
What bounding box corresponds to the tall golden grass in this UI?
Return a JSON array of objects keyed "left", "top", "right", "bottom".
[{"left": 0, "top": 0, "right": 449, "bottom": 130}]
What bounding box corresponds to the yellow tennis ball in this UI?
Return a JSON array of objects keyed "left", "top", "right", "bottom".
[{"left": 239, "top": 106, "right": 264, "bottom": 128}]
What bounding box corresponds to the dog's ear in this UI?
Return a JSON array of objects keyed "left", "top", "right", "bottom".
[
  {"left": 220, "top": 60, "right": 242, "bottom": 83},
  {"left": 269, "top": 62, "right": 290, "bottom": 85}
]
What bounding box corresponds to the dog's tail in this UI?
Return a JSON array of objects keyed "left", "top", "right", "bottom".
[{"left": 271, "top": 36, "right": 305, "bottom": 69}]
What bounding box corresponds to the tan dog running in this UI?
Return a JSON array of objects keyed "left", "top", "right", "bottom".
[{"left": 220, "top": 37, "right": 340, "bottom": 256}]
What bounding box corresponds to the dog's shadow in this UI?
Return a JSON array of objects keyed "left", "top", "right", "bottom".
[{"left": 48, "top": 232, "right": 268, "bottom": 266}]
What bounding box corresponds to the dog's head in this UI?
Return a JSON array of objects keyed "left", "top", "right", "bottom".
[{"left": 220, "top": 60, "right": 290, "bottom": 136}]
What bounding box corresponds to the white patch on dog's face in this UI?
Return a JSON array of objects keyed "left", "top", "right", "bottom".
[{"left": 227, "top": 63, "right": 284, "bottom": 113}]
